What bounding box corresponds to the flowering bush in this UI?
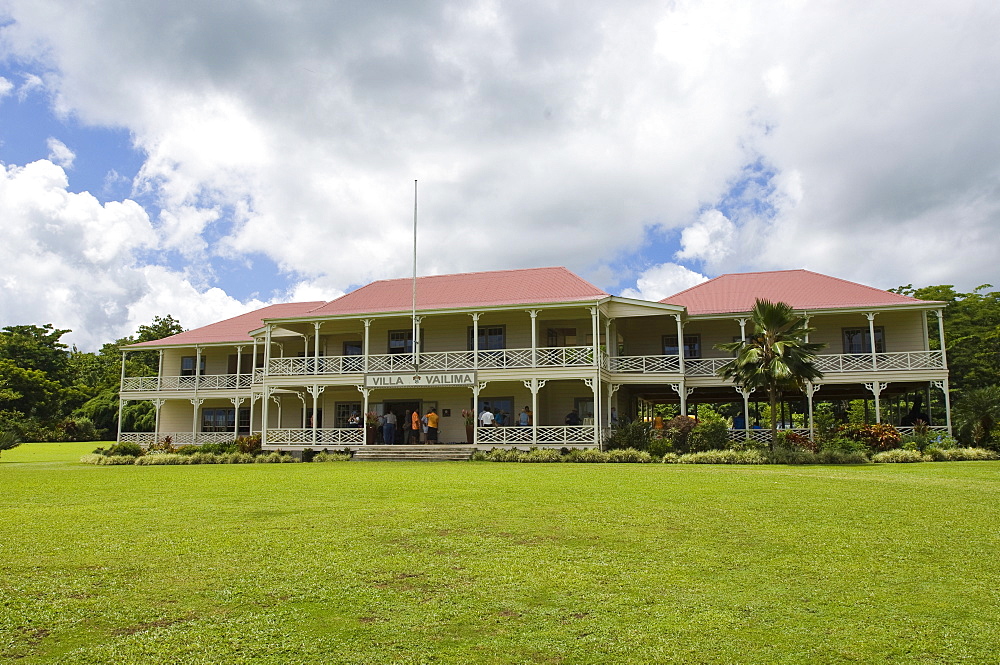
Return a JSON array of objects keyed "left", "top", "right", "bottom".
[
  {"left": 461, "top": 409, "right": 475, "bottom": 426},
  {"left": 838, "top": 423, "right": 901, "bottom": 452}
]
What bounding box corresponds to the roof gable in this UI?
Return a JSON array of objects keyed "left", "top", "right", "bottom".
[
  {"left": 661, "top": 269, "right": 938, "bottom": 315},
  {"left": 308, "top": 267, "right": 609, "bottom": 316},
  {"left": 127, "top": 301, "right": 324, "bottom": 348}
]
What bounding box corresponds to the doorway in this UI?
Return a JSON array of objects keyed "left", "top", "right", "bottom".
[{"left": 384, "top": 400, "right": 422, "bottom": 444}]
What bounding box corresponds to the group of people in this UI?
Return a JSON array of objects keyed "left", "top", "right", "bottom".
[
  {"left": 478, "top": 406, "right": 533, "bottom": 427},
  {"left": 348, "top": 408, "right": 440, "bottom": 445}
]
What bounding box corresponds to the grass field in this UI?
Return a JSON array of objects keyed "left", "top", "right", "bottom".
[{"left": 2, "top": 443, "right": 1000, "bottom": 664}]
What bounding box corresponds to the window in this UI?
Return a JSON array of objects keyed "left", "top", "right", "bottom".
[
  {"left": 468, "top": 325, "right": 506, "bottom": 350},
  {"left": 663, "top": 334, "right": 701, "bottom": 359},
  {"left": 478, "top": 397, "right": 514, "bottom": 426},
  {"left": 181, "top": 356, "right": 206, "bottom": 376},
  {"left": 335, "top": 402, "right": 362, "bottom": 428},
  {"left": 388, "top": 329, "right": 422, "bottom": 354},
  {"left": 843, "top": 327, "right": 885, "bottom": 354},
  {"left": 547, "top": 328, "right": 577, "bottom": 347},
  {"left": 343, "top": 341, "right": 363, "bottom": 356}
]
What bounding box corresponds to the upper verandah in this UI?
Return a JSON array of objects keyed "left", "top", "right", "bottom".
[
  {"left": 661, "top": 269, "right": 945, "bottom": 317},
  {"left": 126, "top": 266, "right": 944, "bottom": 350}
]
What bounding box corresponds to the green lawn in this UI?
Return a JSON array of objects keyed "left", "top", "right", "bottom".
[{"left": 2, "top": 444, "right": 999, "bottom": 664}]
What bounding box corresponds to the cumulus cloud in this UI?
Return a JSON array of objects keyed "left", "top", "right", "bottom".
[
  {"left": 675, "top": 210, "right": 736, "bottom": 265},
  {"left": 0, "top": 0, "right": 998, "bottom": 344},
  {"left": 0, "top": 160, "right": 273, "bottom": 349},
  {"left": 45, "top": 137, "right": 75, "bottom": 168},
  {"left": 0, "top": 76, "right": 12, "bottom": 98},
  {"left": 619, "top": 263, "right": 708, "bottom": 302}
]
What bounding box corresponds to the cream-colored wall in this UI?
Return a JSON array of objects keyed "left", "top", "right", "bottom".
[
  {"left": 158, "top": 400, "right": 195, "bottom": 431},
  {"left": 808, "top": 311, "right": 926, "bottom": 353},
  {"left": 683, "top": 310, "right": 929, "bottom": 356}
]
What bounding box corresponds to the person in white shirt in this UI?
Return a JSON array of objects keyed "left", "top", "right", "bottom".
[{"left": 479, "top": 407, "right": 495, "bottom": 427}]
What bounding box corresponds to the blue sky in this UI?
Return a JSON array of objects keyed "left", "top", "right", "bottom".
[{"left": 1, "top": 1, "right": 999, "bottom": 350}]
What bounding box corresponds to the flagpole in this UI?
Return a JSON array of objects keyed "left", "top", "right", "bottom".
[{"left": 412, "top": 180, "right": 419, "bottom": 370}]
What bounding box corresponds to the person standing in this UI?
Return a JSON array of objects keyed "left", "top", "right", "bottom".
[
  {"left": 565, "top": 408, "right": 581, "bottom": 426},
  {"left": 479, "top": 406, "right": 495, "bottom": 427},
  {"left": 410, "top": 409, "right": 421, "bottom": 444},
  {"left": 383, "top": 410, "right": 397, "bottom": 445},
  {"left": 425, "top": 407, "right": 439, "bottom": 442},
  {"left": 519, "top": 406, "right": 532, "bottom": 426}
]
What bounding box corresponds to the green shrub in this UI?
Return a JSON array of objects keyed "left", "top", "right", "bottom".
[
  {"left": 485, "top": 448, "right": 524, "bottom": 462},
  {"left": 197, "top": 441, "right": 239, "bottom": 455},
  {"left": 521, "top": 448, "right": 563, "bottom": 463},
  {"left": 663, "top": 415, "right": 697, "bottom": 452},
  {"left": 941, "top": 447, "right": 1000, "bottom": 461},
  {"left": 135, "top": 454, "right": 191, "bottom": 465},
  {"left": 775, "top": 430, "right": 817, "bottom": 452},
  {"left": 820, "top": 436, "right": 868, "bottom": 455},
  {"left": 58, "top": 416, "right": 100, "bottom": 442},
  {"left": 107, "top": 441, "right": 143, "bottom": 457},
  {"left": 236, "top": 434, "right": 262, "bottom": 455},
  {"left": 647, "top": 436, "right": 675, "bottom": 458},
  {"left": 603, "top": 419, "right": 653, "bottom": 451},
  {"left": 606, "top": 448, "right": 653, "bottom": 463},
  {"left": 811, "top": 450, "right": 870, "bottom": 465},
  {"left": 254, "top": 452, "right": 297, "bottom": 463},
  {"left": 312, "top": 451, "right": 352, "bottom": 462},
  {"left": 688, "top": 419, "right": 730, "bottom": 453},
  {"left": 470, "top": 450, "right": 488, "bottom": 461},
  {"left": 839, "top": 423, "right": 901, "bottom": 452},
  {"left": 79, "top": 453, "right": 104, "bottom": 465},
  {"left": 872, "top": 449, "right": 925, "bottom": 463},
  {"left": 677, "top": 450, "right": 767, "bottom": 464},
  {"left": 98, "top": 455, "right": 137, "bottom": 465},
  {"left": 564, "top": 448, "right": 608, "bottom": 463}
]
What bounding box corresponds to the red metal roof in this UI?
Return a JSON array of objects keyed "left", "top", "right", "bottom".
[
  {"left": 127, "top": 302, "right": 325, "bottom": 348},
  {"left": 661, "top": 269, "right": 939, "bottom": 315},
  {"left": 308, "top": 267, "right": 609, "bottom": 316}
]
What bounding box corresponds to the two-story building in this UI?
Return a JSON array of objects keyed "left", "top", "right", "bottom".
[{"left": 118, "top": 267, "right": 950, "bottom": 451}]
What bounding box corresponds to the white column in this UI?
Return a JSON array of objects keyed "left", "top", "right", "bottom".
[
  {"left": 357, "top": 386, "right": 371, "bottom": 444},
  {"left": 523, "top": 379, "right": 546, "bottom": 446},
  {"left": 118, "top": 351, "right": 128, "bottom": 444},
  {"left": 362, "top": 319, "right": 372, "bottom": 373},
  {"left": 153, "top": 398, "right": 165, "bottom": 443},
  {"left": 529, "top": 310, "right": 539, "bottom": 367},
  {"left": 261, "top": 387, "right": 271, "bottom": 446},
  {"left": 308, "top": 385, "right": 325, "bottom": 445},
  {"left": 673, "top": 314, "right": 686, "bottom": 375},
  {"left": 471, "top": 382, "right": 486, "bottom": 445},
  {"left": 471, "top": 312, "right": 480, "bottom": 370},
  {"left": 865, "top": 382, "right": 888, "bottom": 424},
  {"left": 806, "top": 383, "right": 820, "bottom": 439},
  {"left": 252, "top": 339, "right": 259, "bottom": 383},
  {"left": 737, "top": 318, "right": 747, "bottom": 342},
  {"left": 314, "top": 321, "right": 322, "bottom": 374},
  {"left": 156, "top": 349, "right": 163, "bottom": 390},
  {"left": 249, "top": 393, "right": 258, "bottom": 436},
  {"left": 866, "top": 312, "right": 878, "bottom": 369},
  {"left": 235, "top": 345, "right": 243, "bottom": 387},
  {"left": 195, "top": 346, "right": 202, "bottom": 390},
  {"left": 935, "top": 310, "right": 948, "bottom": 367},
  {"left": 590, "top": 306, "right": 602, "bottom": 434},
  {"left": 264, "top": 325, "right": 273, "bottom": 376},
  {"left": 803, "top": 314, "right": 811, "bottom": 343},
  {"left": 190, "top": 398, "right": 204, "bottom": 442},
  {"left": 230, "top": 397, "right": 245, "bottom": 438},
  {"left": 585, "top": 377, "right": 599, "bottom": 446},
  {"left": 738, "top": 388, "right": 753, "bottom": 437},
  {"left": 921, "top": 311, "right": 930, "bottom": 352}
]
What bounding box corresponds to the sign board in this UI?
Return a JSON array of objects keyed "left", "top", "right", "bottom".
[{"left": 364, "top": 372, "right": 476, "bottom": 389}]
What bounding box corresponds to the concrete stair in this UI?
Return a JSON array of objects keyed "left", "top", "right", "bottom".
[{"left": 351, "top": 445, "right": 475, "bottom": 462}]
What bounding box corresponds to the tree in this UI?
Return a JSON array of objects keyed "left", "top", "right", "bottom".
[
  {"left": 952, "top": 385, "right": 1000, "bottom": 449},
  {"left": 0, "top": 429, "right": 21, "bottom": 459},
  {"left": 716, "top": 299, "right": 825, "bottom": 449}
]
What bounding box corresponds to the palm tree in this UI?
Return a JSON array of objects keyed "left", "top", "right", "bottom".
[
  {"left": 716, "top": 299, "right": 825, "bottom": 449},
  {"left": 952, "top": 385, "right": 1000, "bottom": 449},
  {"left": 0, "top": 429, "right": 21, "bottom": 459}
]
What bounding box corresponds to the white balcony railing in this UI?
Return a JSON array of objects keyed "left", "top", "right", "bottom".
[
  {"left": 123, "top": 350, "right": 946, "bottom": 390},
  {"left": 266, "top": 346, "right": 596, "bottom": 376},
  {"left": 121, "top": 374, "right": 254, "bottom": 392},
  {"left": 121, "top": 431, "right": 241, "bottom": 446},
  {"left": 267, "top": 428, "right": 365, "bottom": 445},
  {"left": 476, "top": 425, "right": 595, "bottom": 445}
]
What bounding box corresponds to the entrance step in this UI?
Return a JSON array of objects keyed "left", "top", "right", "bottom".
[{"left": 351, "top": 445, "right": 475, "bottom": 462}]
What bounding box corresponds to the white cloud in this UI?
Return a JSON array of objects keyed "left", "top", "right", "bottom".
[
  {"left": 0, "top": 76, "right": 12, "bottom": 98},
  {"left": 675, "top": 210, "right": 736, "bottom": 265},
  {"left": 619, "top": 263, "right": 708, "bottom": 302},
  {"left": 0, "top": 160, "right": 273, "bottom": 350},
  {"left": 0, "top": 0, "right": 998, "bottom": 343},
  {"left": 45, "top": 137, "right": 75, "bottom": 168}
]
